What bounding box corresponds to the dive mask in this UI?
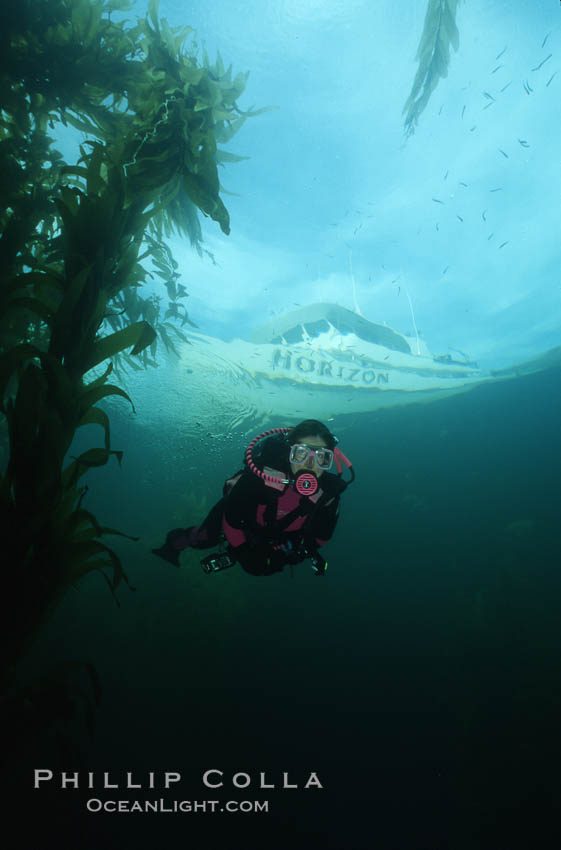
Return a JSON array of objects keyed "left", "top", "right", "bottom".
[{"left": 289, "top": 444, "right": 334, "bottom": 470}]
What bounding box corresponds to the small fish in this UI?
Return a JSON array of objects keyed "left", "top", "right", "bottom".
[
  {"left": 384, "top": 355, "right": 390, "bottom": 360},
  {"left": 523, "top": 80, "right": 533, "bottom": 94},
  {"left": 442, "top": 266, "right": 449, "bottom": 275},
  {"left": 518, "top": 138, "right": 530, "bottom": 147},
  {"left": 500, "top": 81, "right": 512, "bottom": 92},
  {"left": 542, "top": 33, "right": 550, "bottom": 49},
  {"left": 438, "top": 104, "right": 444, "bottom": 115},
  {"left": 435, "top": 223, "right": 439, "bottom": 231},
  {"left": 499, "top": 149, "right": 509, "bottom": 158},
  {"left": 488, "top": 233, "right": 494, "bottom": 240},
  {"left": 444, "top": 170, "right": 449, "bottom": 180},
  {"left": 470, "top": 125, "right": 477, "bottom": 132},
  {"left": 482, "top": 210, "right": 487, "bottom": 221},
  {"left": 492, "top": 65, "right": 503, "bottom": 74},
  {"left": 532, "top": 53, "right": 552, "bottom": 72},
  {"left": 483, "top": 101, "right": 495, "bottom": 110},
  {"left": 546, "top": 71, "right": 557, "bottom": 87},
  {"left": 490, "top": 187, "right": 502, "bottom": 192},
  {"left": 461, "top": 105, "right": 466, "bottom": 118},
  {"left": 483, "top": 91, "right": 495, "bottom": 100},
  {"left": 457, "top": 215, "right": 464, "bottom": 222},
  {"left": 496, "top": 46, "right": 507, "bottom": 60},
  {"left": 498, "top": 241, "right": 509, "bottom": 249},
  {"left": 459, "top": 182, "right": 468, "bottom": 187},
  {"left": 432, "top": 198, "right": 444, "bottom": 204}
]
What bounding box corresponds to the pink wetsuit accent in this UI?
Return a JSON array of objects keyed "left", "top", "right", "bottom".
[
  {"left": 222, "top": 517, "right": 247, "bottom": 547},
  {"left": 222, "top": 482, "right": 331, "bottom": 548}
]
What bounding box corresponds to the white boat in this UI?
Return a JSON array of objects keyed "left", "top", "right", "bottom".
[{"left": 173, "top": 303, "right": 490, "bottom": 431}]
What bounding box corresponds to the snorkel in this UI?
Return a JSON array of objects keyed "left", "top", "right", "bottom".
[{"left": 244, "top": 427, "right": 355, "bottom": 496}]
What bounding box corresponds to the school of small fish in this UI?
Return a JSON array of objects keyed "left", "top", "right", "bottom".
[
  {"left": 320, "top": 27, "right": 555, "bottom": 307},
  {"left": 428, "top": 31, "right": 555, "bottom": 273}
]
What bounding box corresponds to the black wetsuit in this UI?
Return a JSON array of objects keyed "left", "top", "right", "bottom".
[
  {"left": 220, "top": 461, "right": 344, "bottom": 574},
  {"left": 153, "top": 437, "right": 346, "bottom": 575}
]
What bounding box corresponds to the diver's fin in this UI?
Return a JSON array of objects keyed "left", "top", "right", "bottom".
[
  {"left": 152, "top": 544, "right": 180, "bottom": 567},
  {"left": 151, "top": 528, "right": 190, "bottom": 567}
]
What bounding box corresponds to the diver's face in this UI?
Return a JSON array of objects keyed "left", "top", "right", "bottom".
[{"left": 289, "top": 434, "right": 329, "bottom": 478}]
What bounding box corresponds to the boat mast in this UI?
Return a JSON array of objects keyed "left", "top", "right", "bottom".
[
  {"left": 403, "top": 284, "right": 421, "bottom": 355},
  {"left": 348, "top": 247, "right": 363, "bottom": 316}
]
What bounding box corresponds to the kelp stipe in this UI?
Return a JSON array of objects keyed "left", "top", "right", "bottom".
[{"left": 0, "top": 0, "right": 264, "bottom": 671}]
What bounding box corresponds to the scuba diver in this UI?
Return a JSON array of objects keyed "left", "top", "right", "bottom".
[{"left": 152, "top": 419, "right": 354, "bottom": 576}]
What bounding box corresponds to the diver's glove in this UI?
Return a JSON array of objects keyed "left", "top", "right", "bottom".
[
  {"left": 310, "top": 551, "right": 327, "bottom": 576},
  {"left": 277, "top": 537, "right": 310, "bottom": 565},
  {"left": 278, "top": 537, "right": 327, "bottom": 572}
]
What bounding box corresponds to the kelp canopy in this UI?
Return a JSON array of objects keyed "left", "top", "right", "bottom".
[
  {"left": 0, "top": 0, "right": 265, "bottom": 667},
  {"left": 403, "top": 0, "right": 462, "bottom": 136}
]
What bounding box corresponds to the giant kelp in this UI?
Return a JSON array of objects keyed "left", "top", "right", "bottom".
[
  {"left": 0, "top": 0, "right": 263, "bottom": 669},
  {"left": 403, "top": 0, "right": 462, "bottom": 137}
]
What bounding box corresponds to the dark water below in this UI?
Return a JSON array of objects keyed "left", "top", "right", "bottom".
[{"left": 11, "top": 365, "right": 561, "bottom": 850}]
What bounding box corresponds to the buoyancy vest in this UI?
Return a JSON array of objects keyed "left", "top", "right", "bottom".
[{"left": 221, "top": 463, "right": 343, "bottom": 548}]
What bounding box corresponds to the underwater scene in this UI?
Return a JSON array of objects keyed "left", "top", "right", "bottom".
[{"left": 1, "top": 1, "right": 561, "bottom": 849}]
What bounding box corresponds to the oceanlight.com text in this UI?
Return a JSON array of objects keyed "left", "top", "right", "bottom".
[{"left": 86, "top": 798, "right": 269, "bottom": 814}]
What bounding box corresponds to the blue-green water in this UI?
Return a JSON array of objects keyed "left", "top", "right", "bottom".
[
  {"left": 4, "top": 0, "right": 561, "bottom": 846},
  {"left": 17, "top": 363, "right": 561, "bottom": 850}
]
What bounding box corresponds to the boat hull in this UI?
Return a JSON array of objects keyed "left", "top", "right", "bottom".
[{"left": 170, "top": 332, "right": 490, "bottom": 432}]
